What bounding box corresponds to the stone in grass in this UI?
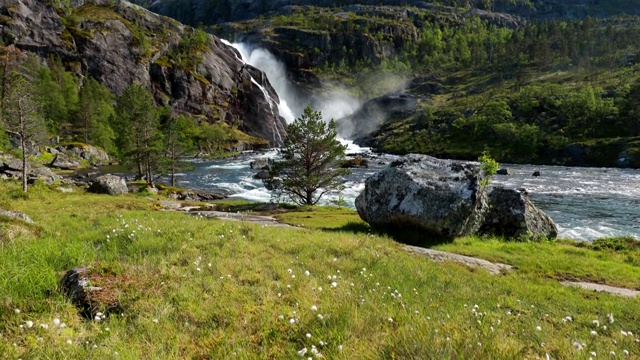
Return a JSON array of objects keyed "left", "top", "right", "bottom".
[
  {"left": 59, "top": 267, "right": 123, "bottom": 319},
  {"left": 0, "top": 209, "right": 34, "bottom": 224},
  {"left": 88, "top": 174, "right": 128, "bottom": 195}
]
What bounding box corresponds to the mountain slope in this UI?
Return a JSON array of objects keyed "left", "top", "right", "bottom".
[{"left": 0, "top": 0, "right": 287, "bottom": 146}]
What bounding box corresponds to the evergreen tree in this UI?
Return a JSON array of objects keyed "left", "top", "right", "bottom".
[
  {"left": 114, "top": 83, "right": 163, "bottom": 185},
  {"left": 264, "top": 105, "right": 350, "bottom": 206},
  {"left": 76, "top": 77, "right": 116, "bottom": 151}
]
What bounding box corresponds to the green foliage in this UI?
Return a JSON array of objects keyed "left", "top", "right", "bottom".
[
  {"left": 478, "top": 151, "right": 498, "bottom": 188},
  {"left": 161, "top": 112, "right": 198, "bottom": 187},
  {"left": 76, "top": 76, "right": 116, "bottom": 152},
  {"left": 113, "top": 83, "right": 163, "bottom": 184},
  {"left": 265, "top": 105, "right": 350, "bottom": 205}
]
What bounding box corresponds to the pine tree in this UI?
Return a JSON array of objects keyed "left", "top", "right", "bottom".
[
  {"left": 2, "top": 72, "right": 48, "bottom": 192},
  {"left": 265, "top": 105, "right": 350, "bottom": 206},
  {"left": 114, "top": 83, "right": 163, "bottom": 185},
  {"left": 76, "top": 77, "right": 116, "bottom": 151}
]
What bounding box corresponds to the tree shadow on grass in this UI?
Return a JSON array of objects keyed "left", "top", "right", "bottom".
[{"left": 321, "top": 221, "right": 454, "bottom": 248}]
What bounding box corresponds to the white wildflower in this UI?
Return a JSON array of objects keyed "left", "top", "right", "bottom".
[
  {"left": 25, "top": 321, "right": 34, "bottom": 328},
  {"left": 53, "top": 318, "right": 60, "bottom": 326},
  {"left": 297, "top": 347, "right": 307, "bottom": 356},
  {"left": 14, "top": 309, "right": 20, "bottom": 314},
  {"left": 608, "top": 313, "right": 614, "bottom": 323},
  {"left": 305, "top": 333, "right": 312, "bottom": 339},
  {"left": 304, "top": 270, "right": 310, "bottom": 276},
  {"left": 591, "top": 330, "right": 598, "bottom": 336},
  {"left": 536, "top": 326, "right": 542, "bottom": 331},
  {"left": 311, "top": 305, "right": 318, "bottom": 312},
  {"left": 66, "top": 339, "right": 72, "bottom": 345},
  {"left": 331, "top": 282, "right": 338, "bottom": 288}
]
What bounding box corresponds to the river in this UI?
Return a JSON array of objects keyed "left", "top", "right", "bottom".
[{"left": 171, "top": 141, "right": 640, "bottom": 242}]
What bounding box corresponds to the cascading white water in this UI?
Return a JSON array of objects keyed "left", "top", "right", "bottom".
[{"left": 222, "top": 40, "right": 297, "bottom": 124}]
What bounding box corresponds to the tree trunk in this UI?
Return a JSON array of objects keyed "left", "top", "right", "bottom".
[
  {"left": 305, "top": 190, "right": 313, "bottom": 205},
  {"left": 171, "top": 160, "right": 176, "bottom": 187},
  {"left": 21, "top": 136, "right": 27, "bottom": 192}
]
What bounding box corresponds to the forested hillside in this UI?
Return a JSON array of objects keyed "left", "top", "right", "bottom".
[
  {"left": 142, "top": 0, "right": 640, "bottom": 25},
  {"left": 209, "top": 4, "right": 640, "bottom": 167}
]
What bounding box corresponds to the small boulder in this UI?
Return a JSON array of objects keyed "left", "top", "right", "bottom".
[
  {"left": 532, "top": 170, "right": 541, "bottom": 177},
  {"left": 480, "top": 187, "right": 557, "bottom": 240},
  {"left": 496, "top": 168, "right": 511, "bottom": 175},
  {"left": 88, "top": 174, "right": 128, "bottom": 195},
  {"left": 0, "top": 209, "right": 34, "bottom": 224},
  {"left": 49, "top": 154, "right": 80, "bottom": 170},
  {"left": 253, "top": 169, "right": 271, "bottom": 179},
  {"left": 341, "top": 157, "right": 369, "bottom": 168},
  {"left": 250, "top": 158, "right": 271, "bottom": 170},
  {"left": 355, "top": 154, "right": 488, "bottom": 239},
  {"left": 2, "top": 158, "right": 27, "bottom": 172},
  {"left": 28, "top": 167, "right": 63, "bottom": 185}
]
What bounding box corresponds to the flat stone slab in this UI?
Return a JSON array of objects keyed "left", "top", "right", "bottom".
[
  {"left": 560, "top": 281, "right": 640, "bottom": 298},
  {"left": 403, "top": 245, "right": 513, "bottom": 275},
  {"left": 190, "top": 211, "right": 296, "bottom": 228}
]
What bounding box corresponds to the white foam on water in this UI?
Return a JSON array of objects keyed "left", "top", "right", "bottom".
[
  {"left": 340, "top": 139, "right": 371, "bottom": 155},
  {"left": 230, "top": 188, "right": 273, "bottom": 203}
]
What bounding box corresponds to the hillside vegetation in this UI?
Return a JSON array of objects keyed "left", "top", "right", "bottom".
[
  {"left": 0, "top": 181, "right": 639, "bottom": 358},
  {"left": 211, "top": 5, "right": 640, "bottom": 167}
]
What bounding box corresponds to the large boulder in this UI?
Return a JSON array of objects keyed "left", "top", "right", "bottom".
[
  {"left": 355, "top": 154, "right": 488, "bottom": 239},
  {"left": 88, "top": 174, "right": 128, "bottom": 195},
  {"left": 480, "top": 188, "right": 558, "bottom": 240}
]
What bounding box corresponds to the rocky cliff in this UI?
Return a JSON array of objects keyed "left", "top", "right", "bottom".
[
  {"left": 144, "top": 0, "right": 640, "bottom": 26},
  {"left": 0, "top": 0, "right": 287, "bottom": 146}
]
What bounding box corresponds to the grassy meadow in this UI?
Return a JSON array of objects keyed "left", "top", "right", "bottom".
[{"left": 0, "top": 181, "right": 639, "bottom": 359}]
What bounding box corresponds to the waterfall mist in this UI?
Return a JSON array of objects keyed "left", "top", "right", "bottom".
[{"left": 228, "top": 42, "right": 362, "bottom": 131}]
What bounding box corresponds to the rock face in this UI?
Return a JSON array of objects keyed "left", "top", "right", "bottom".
[
  {"left": 480, "top": 188, "right": 558, "bottom": 239},
  {"left": 0, "top": 0, "right": 286, "bottom": 146},
  {"left": 88, "top": 174, "right": 128, "bottom": 195},
  {"left": 356, "top": 154, "right": 558, "bottom": 241},
  {"left": 355, "top": 154, "right": 488, "bottom": 239}
]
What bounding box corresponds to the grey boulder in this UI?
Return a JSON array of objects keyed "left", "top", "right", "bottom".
[
  {"left": 355, "top": 154, "right": 488, "bottom": 239},
  {"left": 88, "top": 174, "right": 128, "bottom": 195},
  {"left": 0, "top": 209, "right": 34, "bottom": 224},
  {"left": 480, "top": 188, "right": 557, "bottom": 239}
]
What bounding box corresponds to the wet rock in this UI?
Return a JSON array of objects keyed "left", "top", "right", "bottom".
[
  {"left": 250, "top": 158, "right": 271, "bottom": 170},
  {"left": 0, "top": 209, "right": 34, "bottom": 224},
  {"left": 480, "top": 188, "right": 557, "bottom": 240},
  {"left": 496, "top": 168, "right": 511, "bottom": 175},
  {"left": 88, "top": 174, "right": 128, "bottom": 195},
  {"left": 253, "top": 169, "right": 271, "bottom": 179},
  {"left": 532, "top": 170, "right": 541, "bottom": 177},
  {"left": 355, "top": 154, "right": 488, "bottom": 239},
  {"left": 341, "top": 157, "right": 369, "bottom": 168}
]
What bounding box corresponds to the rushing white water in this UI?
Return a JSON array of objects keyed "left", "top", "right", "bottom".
[{"left": 225, "top": 41, "right": 297, "bottom": 123}]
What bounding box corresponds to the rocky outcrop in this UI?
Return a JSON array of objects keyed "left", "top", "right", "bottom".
[
  {"left": 46, "top": 143, "right": 111, "bottom": 170},
  {"left": 355, "top": 154, "right": 488, "bottom": 239},
  {"left": 0, "top": 0, "right": 286, "bottom": 146},
  {"left": 1, "top": 156, "right": 63, "bottom": 184},
  {"left": 479, "top": 188, "right": 557, "bottom": 239},
  {"left": 337, "top": 93, "right": 420, "bottom": 139},
  {"left": 356, "top": 154, "right": 558, "bottom": 242},
  {"left": 88, "top": 174, "right": 128, "bottom": 195}
]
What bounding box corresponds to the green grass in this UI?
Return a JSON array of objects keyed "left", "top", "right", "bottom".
[{"left": 1, "top": 181, "right": 639, "bottom": 359}]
